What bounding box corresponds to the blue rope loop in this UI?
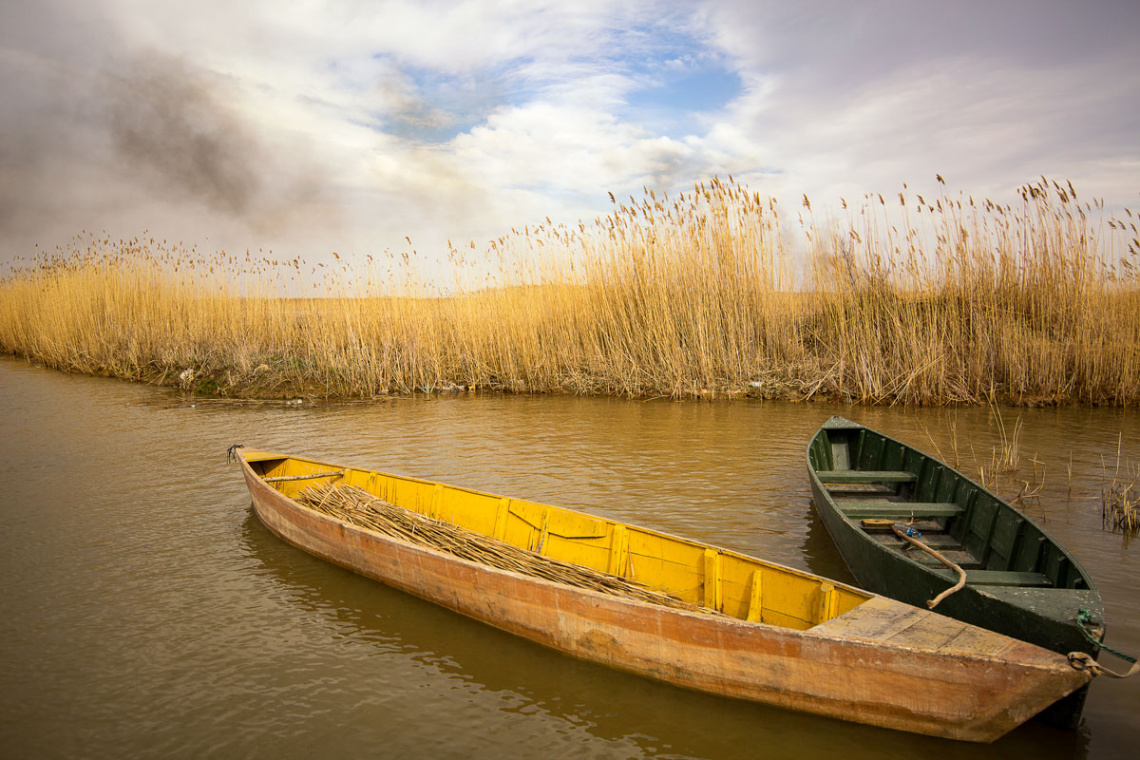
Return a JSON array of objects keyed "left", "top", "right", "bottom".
[{"left": 1077, "top": 607, "right": 1137, "bottom": 664}]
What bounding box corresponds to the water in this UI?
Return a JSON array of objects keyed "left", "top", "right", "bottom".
[{"left": 1, "top": 356, "right": 1137, "bottom": 759}]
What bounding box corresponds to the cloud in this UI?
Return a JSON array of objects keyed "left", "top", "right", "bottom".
[
  {"left": 2, "top": 0, "right": 1137, "bottom": 279},
  {"left": 105, "top": 56, "right": 266, "bottom": 215},
  {"left": 699, "top": 0, "right": 1140, "bottom": 204},
  {"left": 0, "top": 2, "right": 339, "bottom": 260}
]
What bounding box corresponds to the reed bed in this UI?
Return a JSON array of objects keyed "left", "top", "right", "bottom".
[
  {"left": 1103, "top": 483, "right": 1139, "bottom": 535},
  {"left": 298, "top": 482, "right": 714, "bottom": 613},
  {"left": 1100, "top": 435, "right": 1140, "bottom": 535},
  {"left": 1, "top": 178, "right": 1138, "bottom": 405}
]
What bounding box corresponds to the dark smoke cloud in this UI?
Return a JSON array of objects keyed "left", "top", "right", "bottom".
[
  {"left": 105, "top": 56, "right": 265, "bottom": 215},
  {"left": 0, "top": 1, "right": 331, "bottom": 260}
]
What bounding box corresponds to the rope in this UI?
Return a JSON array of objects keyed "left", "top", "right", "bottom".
[
  {"left": 1068, "top": 651, "right": 1140, "bottom": 679},
  {"left": 1065, "top": 609, "right": 1139, "bottom": 678},
  {"left": 891, "top": 523, "right": 967, "bottom": 609},
  {"left": 226, "top": 443, "right": 245, "bottom": 463},
  {"left": 1074, "top": 607, "right": 1138, "bottom": 667}
]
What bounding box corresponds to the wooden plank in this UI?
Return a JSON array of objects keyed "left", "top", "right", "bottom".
[
  {"left": 535, "top": 507, "right": 552, "bottom": 554},
  {"left": 608, "top": 524, "right": 628, "bottom": 576},
  {"left": 837, "top": 500, "right": 963, "bottom": 519},
  {"left": 911, "top": 550, "right": 983, "bottom": 569},
  {"left": 964, "top": 570, "right": 1052, "bottom": 588},
  {"left": 493, "top": 498, "right": 509, "bottom": 540},
  {"left": 703, "top": 548, "right": 722, "bottom": 611},
  {"left": 936, "top": 624, "right": 1015, "bottom": 658},
  {"left": 746, "top": 569, "right": 763, "bottom": 623},
  {"left": 886, "top": 612, "right": 970, "bottom": 650},
  {"left": 931, "top": 568, "right": 1053, "bottom": 587},
  {"left": 429, "top": 484, "right": 443, "bottom": 519},
  {"left": 830, "top": 439, "right": 851, "bottom": 470},
  {"left": 263, "top": 469, "right": 344, "bottom": 483},
  {"left": 817, "top": 470, "right": 917, "bottom": 484},
  {"left": 818, "top": 583, "right": 840, "bottom": 623},
  {"left": 811, "top": 596, "right": 929, "bottom": 642}
]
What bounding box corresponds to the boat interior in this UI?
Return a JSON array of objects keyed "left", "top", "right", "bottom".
[
  {"left": 246, "top": 452, "right": 871, "bottom": 630},
  {"left": 809, "top": 427, "right": 1092, "bottom": 591}
]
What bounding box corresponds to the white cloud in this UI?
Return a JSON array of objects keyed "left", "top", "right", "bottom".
[
  {"left": 699, "top": 1, "right": 1140, "bottom": 207},
  {"left": 2, "top": 0, "right": 1138, "bottom": 284}
]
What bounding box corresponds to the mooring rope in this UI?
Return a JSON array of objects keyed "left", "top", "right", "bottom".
[
  {"left": 1067, "top": 651, "right": 1140, "bottom": 679},
  {"left": 1065, "top": 608, "right": 1140, "bottom": 678}
]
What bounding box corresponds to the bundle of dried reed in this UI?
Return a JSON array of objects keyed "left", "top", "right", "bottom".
[{"left": 297, "top": 483, "right": 716, "bottom": 614}]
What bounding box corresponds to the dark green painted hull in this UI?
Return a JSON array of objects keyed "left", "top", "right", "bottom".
[{"left": 807, "top": 417, "right": 1103, "bottom": 729}]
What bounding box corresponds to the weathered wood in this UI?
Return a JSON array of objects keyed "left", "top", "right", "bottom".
[
  {"left": 239, "top": 448, "right": 1092, "bottom": 743},
  {"left": 262, "top": 470, "right": 345, "bottom": 483},
  {"left": 962, "top": 570, "right": 1053, "bottom": 588},
  {"left": 837, "top": 500, "right": 963, "bottom": 519},
  {"left": 608, "top": 524, "right": 628, "bottom": 576},
  {"left": 703, "top": 548, "right": 722, "bottom": 611},
  {"left": 817, "top": 470, "right": 917, "bottom": 484},
  {"left": 747, "top": 569, "right": 763, "bottom": 623}
]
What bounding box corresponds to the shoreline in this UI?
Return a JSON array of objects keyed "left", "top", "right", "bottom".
[{"left": 2, "top": 350, "right": 1117, "bottom": 407}]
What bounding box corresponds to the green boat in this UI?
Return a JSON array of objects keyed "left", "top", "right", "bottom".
[{"left": 807, "top": 416, "right": 1104, "bottom": 729}]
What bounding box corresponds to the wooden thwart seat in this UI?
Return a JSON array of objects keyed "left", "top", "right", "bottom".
[
  {"left": 838, "top": 499, "right": 964, "bottom": 519},
  {"left": 817, "top": 470, "right": 917, "bottom": 484},
  {"left": 934, "top": 568, "right": 1053, "bottom": 588}
]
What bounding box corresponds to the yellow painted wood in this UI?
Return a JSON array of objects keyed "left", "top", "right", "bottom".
[
  {"left": 608, "top": 525, "right": 628, "bottom": 576},
  {"left": 819, "top": 583, "right": 840, "bottom": 623},
  {"left": 747, "top": 570, "right": 764, "bottom": 622},
  {"left": 703, "top": 548, "right": 722, "bottom": 611},
  {"left": 493, "top": 498, "right": 509, "bottom": 540},
  {"left": 536, "top": 508, "right": 552, "bottom": 554},
  {"left": 430, "top": 484, "right": 443, "bottom": 519},
  {"left": 248, "top": 452, "right": 871, "bottom": 628},
  {"left": 503, "top": 500, "right": 545, "bottom": 552}
]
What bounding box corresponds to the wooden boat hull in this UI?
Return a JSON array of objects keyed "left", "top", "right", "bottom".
[
  {"left": 806, "top": 417, "right": 1104, "bottom": 728},
  {"left": 238, "top": 448, "right": 1091, "bottom": 743}
]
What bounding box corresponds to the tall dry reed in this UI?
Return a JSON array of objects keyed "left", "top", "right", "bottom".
[{"left": 1, "top": 178, "right": 1137, "bottom": 404}]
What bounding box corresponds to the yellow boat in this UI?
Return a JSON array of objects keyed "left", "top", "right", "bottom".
[{"left": 235, "top": 447, "right": 1092, "bottom": 742}]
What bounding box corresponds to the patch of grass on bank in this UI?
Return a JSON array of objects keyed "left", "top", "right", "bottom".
[{"left": 1, "top": 178, "right": 1138, "bottom": 404}]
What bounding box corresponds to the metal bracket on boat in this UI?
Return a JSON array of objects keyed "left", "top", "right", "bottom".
[{"left": 226, "top": 443, "right": 245, "bottom": 463}]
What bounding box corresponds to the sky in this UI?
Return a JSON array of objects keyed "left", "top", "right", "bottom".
[{"left": 1, "top": 0, "right": 1138, "bottom": 278}]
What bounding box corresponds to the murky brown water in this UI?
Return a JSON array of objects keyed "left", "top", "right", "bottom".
[{"left": 2, "top": 355, "right": 1138, "bottom": 759}]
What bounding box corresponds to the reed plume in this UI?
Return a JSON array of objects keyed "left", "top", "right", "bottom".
[{"left": 1, "top": 178, "right": 1137, "bottom": 405}]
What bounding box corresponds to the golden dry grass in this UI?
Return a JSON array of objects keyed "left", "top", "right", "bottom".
[
  {"left": 1101, "top": 435, "right": 1140, "bottom": 534},
  {"left": 1, "top": 177, "right": 1138, "bottom": 404}
]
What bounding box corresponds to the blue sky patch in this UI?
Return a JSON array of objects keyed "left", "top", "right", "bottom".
[
  {"left": 624, "top": 63, "right": 742, "bottom": 138},
  {"left": 357, "top": 21, "right": 744, "bottom": 145}
]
